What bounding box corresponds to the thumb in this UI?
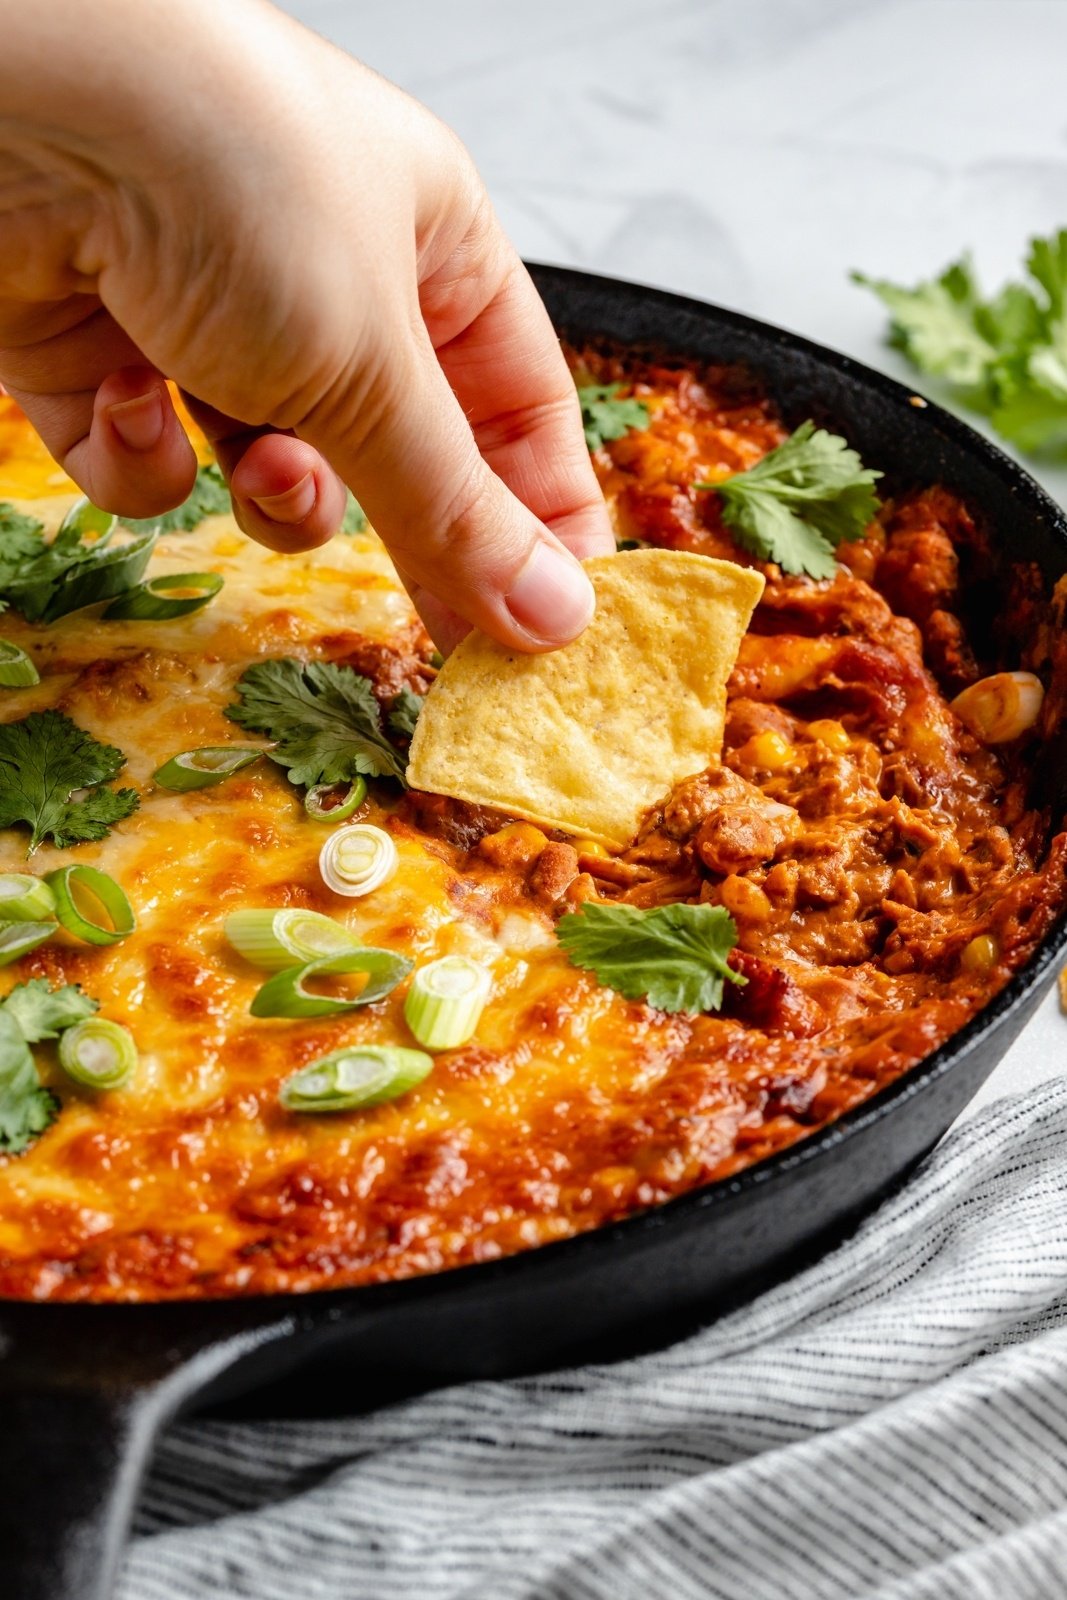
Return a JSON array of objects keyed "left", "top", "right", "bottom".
[{"left": 315, "top": 336, "right": 597, "bottom": 652}]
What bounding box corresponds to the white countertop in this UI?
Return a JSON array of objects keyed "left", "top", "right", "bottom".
[{"left": 283, "top": 0, "right": 1067, "bottom": 1116}]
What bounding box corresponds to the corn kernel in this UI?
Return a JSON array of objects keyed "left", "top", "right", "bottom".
[
  {"left": 961, "top": 934, "right": 999, "bottom": 975},
  {"left": 741, "top": 730, "right": 794, "bottom": 771},
  {"left": 951, "top": 672, "right": 1044, "bottom": 744},
  {"left": 574, "top": 837, "right": 609, "bottom": 858},
  {"left": 478, "top": 822, "right": 549, "bottom": 870},
  {"left": 719, "top": 875, "right": 773, "bottom": 924},
  {"left": 565, "top": 872, "right": 600, "bottom": 906},
  {"left": 761, "top": 860, "right": 798, "bottom": 910},
  {"left": 808, "top": 718, "right": 850, "bottom": 752}
]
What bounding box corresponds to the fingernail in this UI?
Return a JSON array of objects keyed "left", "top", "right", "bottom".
[
  {"left": 250, "top": 472, "right": 317, "bottom": 525},
  {"left": 108, "top": 390, "right": 165, "bottom": 452},
  {"left": 506, "top": 542, "right": 595, "bottom": 643}
]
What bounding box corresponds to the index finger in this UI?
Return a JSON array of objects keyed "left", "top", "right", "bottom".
[{"left": 422, "top": 252, "right": 614, "bottom": 562}]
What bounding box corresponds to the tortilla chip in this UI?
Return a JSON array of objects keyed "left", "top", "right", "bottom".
[{"left": 406, "top": 549, "right": 765, "bottom": 848}]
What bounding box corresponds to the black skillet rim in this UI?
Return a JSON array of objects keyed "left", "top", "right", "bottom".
[{"left": 7, "top": 263, "right": 1067, "bottom": 1315}]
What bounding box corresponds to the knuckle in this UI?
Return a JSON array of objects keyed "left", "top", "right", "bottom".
[
  {"left": 390, "top": 462, "right": 524, "bottom": 581},
  {"left": 475, "top": 392, "right": 580, "bottom": 455},
  {"left": 298, "top": 339, "right": 397, "bottom": 453}
]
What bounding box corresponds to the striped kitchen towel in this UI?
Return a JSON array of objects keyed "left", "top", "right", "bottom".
[{"left": 120, "top": 1075, "right": 1067, "bottom": 1600}]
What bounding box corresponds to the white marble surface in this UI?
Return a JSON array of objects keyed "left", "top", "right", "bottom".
[{"left": 282, "top": 0, "right": 1067, "bottom": 1116}]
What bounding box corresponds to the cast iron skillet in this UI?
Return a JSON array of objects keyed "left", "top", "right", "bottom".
[{"left": 3, "top": 264, "right": 1067, "bottom": 1600}]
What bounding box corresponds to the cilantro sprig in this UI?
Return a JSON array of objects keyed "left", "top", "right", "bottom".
[
  {"left": 577, "top": 383, "right": 650, "bottom": 451},
  {"left": 1, "top": 978, "right": 97, "bottom": 1042},
  {"left": 0, "top": 508, "right": 46, "bottom": 601},
  {"left": 0, "top": 1012, "right": 57, "bottom": 1154},
  {"left": 700, "top": 422, "right": 882, "bottom": 580},
  {"left": 387, "top": 685, "right": 423, "bottom": 739},
  {"left": 0, "top": 980, "right": 97, "bottom": 1154},
  {"left": 226, "top": 658, "right": 408, "bottom": 787},
  {"left": 556, "top": 901, "right": 745, "bottom": 1014},
  {"left": 0, "top": 710, "right": 139, "bottom": 853},
  {"left": 854, "top": 229, "right": 1067, "bottom": 459}
]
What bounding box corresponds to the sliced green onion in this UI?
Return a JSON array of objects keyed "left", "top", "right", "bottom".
[
  {"left": 0, "top": 873, "right": 57, "bottom": 922},
  {"left": 103, "top": 570, "right": 223, "bottom": 620},
  {"left": 32, "top": 527, "right": 157, "bottom": 623},
  {"left": 57, "top": 495, "right": 116, "bottom": 540},
  {"left": 154, "top": 746, "right": 263, "bottom": 791},
  {"left": 225, "top": 908, "right": 364, "bottom": 971},
  {"left": 0, "top": 921, "right": 56, "bottom": 966},
  {"left": 280, "top": 1045, "right": 432, "bottom": 1113},
  {"left": 45, "top": 865, "right": 136, "bottom": 947},
  {"left": 404, "top": 955, "right": 492, "bottom": 1050},
  {"left": 58, "top": 1017, "right": 137, "bottom": 1090},
  {"left": 250, "top": 947, "right": 413, "bottom": 1018},
  {"left": 319, "top": 823, "right": 398, "bottom": 898},
  {"left": 0, "top": 641, "right": 39, "bottom": 688},
  {"left": 303, "top": 777, "right": 367, "bottom": 823}
]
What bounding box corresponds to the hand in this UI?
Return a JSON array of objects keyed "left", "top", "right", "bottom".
[{"left": 0, "top": 0, "right": 613, "bottom": 651}]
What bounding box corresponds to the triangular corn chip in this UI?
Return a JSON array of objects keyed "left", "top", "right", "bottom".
[{"left": 406, "top": 549, "right": 764, "bottom": 848}]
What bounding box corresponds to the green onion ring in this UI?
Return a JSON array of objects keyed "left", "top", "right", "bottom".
[
  {"left": 58, "top": 1017, "right": 137, "bottom": 1090},
  {"left": 303, "top": 777, "right": 367, "bottom": 823},
  {"left": 318, "top": 823, "right": 398, "bottom": 898},
  {"left": 57, "top": 495, "right": 116, "bottom": 540},
  {"left": 250, "top": 947, "right": 413, "bottom": 1018},
  {"left": 45, "top": 865, "right": 136, "bottom": 947},
  {"left": 404, "top": 954, "right": 492, "bottom": 1050},
  {"left": 103, "top": 570, "right": 223, "bottom": 620},
  {"left": 280, "top": 1044, "right": 432, "bottom": 1113},
  {"left": 224, "top": 908, "right": 364, "bottom": 970},
  {"left": 31, "top": 527, "right": 158, "bottom": 624},
  {"left": 0, "top": 921, "right": 56, "bottom": 967},
  {"left": 154, "top": 746, "right": 264, "bottom": 791},
  {"left": 0, "top": 641, "right": 39, "bottom": 688},
  {"left": 0, "top": 873, "right": 57, "bottom": 921}
]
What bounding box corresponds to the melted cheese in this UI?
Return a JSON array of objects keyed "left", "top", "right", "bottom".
[
  {"left": 0, "top": 433, "right": 696, "bottom": 1299},
  {"left": 0, "top": 373, "right": 1062, "bottom": 1303}
]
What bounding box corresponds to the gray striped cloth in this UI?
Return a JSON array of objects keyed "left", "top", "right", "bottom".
[{"left": 120, "top": 1077, "right": 1067, "bottom": 1600}]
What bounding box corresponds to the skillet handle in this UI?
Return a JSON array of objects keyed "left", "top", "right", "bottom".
[{"left": 0, "top": 1381, "right": 163, "bottom": 1600}]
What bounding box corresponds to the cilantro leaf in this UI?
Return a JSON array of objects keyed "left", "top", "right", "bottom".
[
  {"left": 0, "top": 978, "right": 97, "bottom": 1042},
  {"left": 0, "top": 507, "right": 46, "bottom": 591},
  {"left": 854, "top": 229, "right": 1067, "bottom": 460},
  {"left": 0, "top": 709, "right": 140, "bottom": 852},
  {"left": 226, "top": 658, "right": 407, "bottom": 787},
  {"left": 388, "top": 686, "right": 423, "bottom": 738},
  {"left": 0, "top": 505, "right": 44, "bottom": 543},
  {"left": 123, "top": 463, "right": 231, "bottom": 534},
  {"left": 990, "top": 372, "right": 1067, "bottom": 457},
  {"left": 1027, "top": 232, "right": 1067, "bottom": 320},
  {"left": 852, "top": 258, "right": 998, "bottom": 399},
  {"left": 980, "top": 282, "right": 1045, "bottom": 352},
  {"left": 703, "top": 421, "right": 882, "bottom": 579},
  {"left": 0, "top": 979, "right": 101, "bottom": 1155},
  {"left": 0, "top": 1010, "right": 58, "bottom": 1154},
  {"left": 340, "top": 491, "right": 368, "bottom": 534},
  {"left": 556, "top": 901, "right": 745, "bottom": 1014},
  {"left": 577, "top": 383, "right": 650, "bottom": 451}
]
